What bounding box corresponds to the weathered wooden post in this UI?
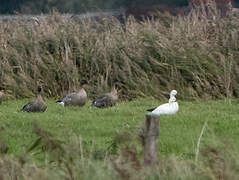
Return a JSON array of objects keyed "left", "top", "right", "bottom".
[{"left": 141, "top": 114, "right": 160, "bottom": 167}]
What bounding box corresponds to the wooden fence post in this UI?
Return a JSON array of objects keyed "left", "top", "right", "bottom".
[{"left": 141, "top": 114, "right": 160, "bottom": 167}]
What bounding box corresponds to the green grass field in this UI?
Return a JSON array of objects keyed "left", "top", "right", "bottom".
[
  {"left": 1, "top": 98, "right": 239, "bottom": 179},
  {"left": 1, "top": 98, "right": 239, "bottom": 160}
]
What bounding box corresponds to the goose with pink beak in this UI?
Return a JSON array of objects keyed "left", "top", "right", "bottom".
[{"left": 147, "top": 90, "right": 179, "bottom": 116}]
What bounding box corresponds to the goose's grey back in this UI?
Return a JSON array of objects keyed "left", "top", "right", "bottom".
[
  {"left": 92, "top": 91, "right": 118, "bottom": 108},
  {"left": 22, "top": 96, "right": 47, "bottom": 112},
  {"left": 63, "top": 88, "right": 87, "bottom": 106}
]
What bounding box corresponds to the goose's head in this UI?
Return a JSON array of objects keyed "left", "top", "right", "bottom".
[
  {"left": 80, "top": 80, "right": 88, "bottom": 86},
  {"left": 37, "top": 86, "right": 42, "bottom": 93},
  {"left": 170, "top": 90, "right": 177, "bottom": 97},
  {"left": 0, "top": 87, "right": 5, "bottom": 93}
]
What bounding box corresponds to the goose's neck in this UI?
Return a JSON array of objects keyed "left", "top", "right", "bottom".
[
  {"left": 111, "top": 89, "right": 117, "bottom": 96},
  {"left": 78, "top": 86, "right": 84, "bottom": 91},
  {"left": 168, "top": 95, "right": 176, "bottom": 103},
  {"left": 37, "top": 94, "right": 43, "bottom": 100}
]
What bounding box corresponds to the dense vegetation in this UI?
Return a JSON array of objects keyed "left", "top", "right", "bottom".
[{"left": 0, "top": 2, "right": 239, "bottom": 101}]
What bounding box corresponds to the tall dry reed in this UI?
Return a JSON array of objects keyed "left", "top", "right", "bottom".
[{"left": 0, "top": 1, "right": 239, "bottom": 100}]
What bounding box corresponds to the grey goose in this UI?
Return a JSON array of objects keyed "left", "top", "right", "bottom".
[
  {"left": 92, "top": 86, "right": 119, "bottom": 108},
  {"left": 57, "top": 80, "right": 88, "bottom": 107},
  {"left": 22, "top": 86, "right": 47, "bottom": 112}
]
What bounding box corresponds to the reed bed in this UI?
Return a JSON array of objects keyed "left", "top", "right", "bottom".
[{"left": 0, "top": 2, "right": 239, "bottom": 101}]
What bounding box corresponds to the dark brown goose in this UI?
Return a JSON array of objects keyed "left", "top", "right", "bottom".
[
  {"left": 0, "top": 90, "right": 4, "bottom": 105},
  {"left": 57, "top": 80, "right": 88, "bottom": 107},
  {"left": 21, "top": 86, "right": 47, "bottom": 112},
  {"left": 92, "top": 86, "right": 118, "bottom": 108}
]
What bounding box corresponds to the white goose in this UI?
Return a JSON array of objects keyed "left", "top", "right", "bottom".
[{"left": 147, "top": 90, "right": 179, "bottom": 116}]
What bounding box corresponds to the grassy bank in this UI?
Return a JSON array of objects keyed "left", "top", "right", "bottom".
[
  {"left": 0, "top": 2, "right": 239, "bottom": 100},
  {"left": 0, "top": 98, "right": 239, "bottom": 179}
]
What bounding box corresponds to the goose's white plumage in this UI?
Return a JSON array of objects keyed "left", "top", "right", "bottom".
[
  {"left": 148, "top": 90, "right": 179, "bottom": 116},
  {"left": 59, "top": 102, "right": 65, "bottom": 106}
]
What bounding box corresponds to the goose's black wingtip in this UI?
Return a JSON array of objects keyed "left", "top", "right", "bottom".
[
  {"left": 21, "top": 104, "right": 28, "bottom": 112},
  {"left": 21, "top": 108, "right": 28, "bottom": 112},
  {"left": 147, "top": 107, "right": 156, "bottom": 112}
]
